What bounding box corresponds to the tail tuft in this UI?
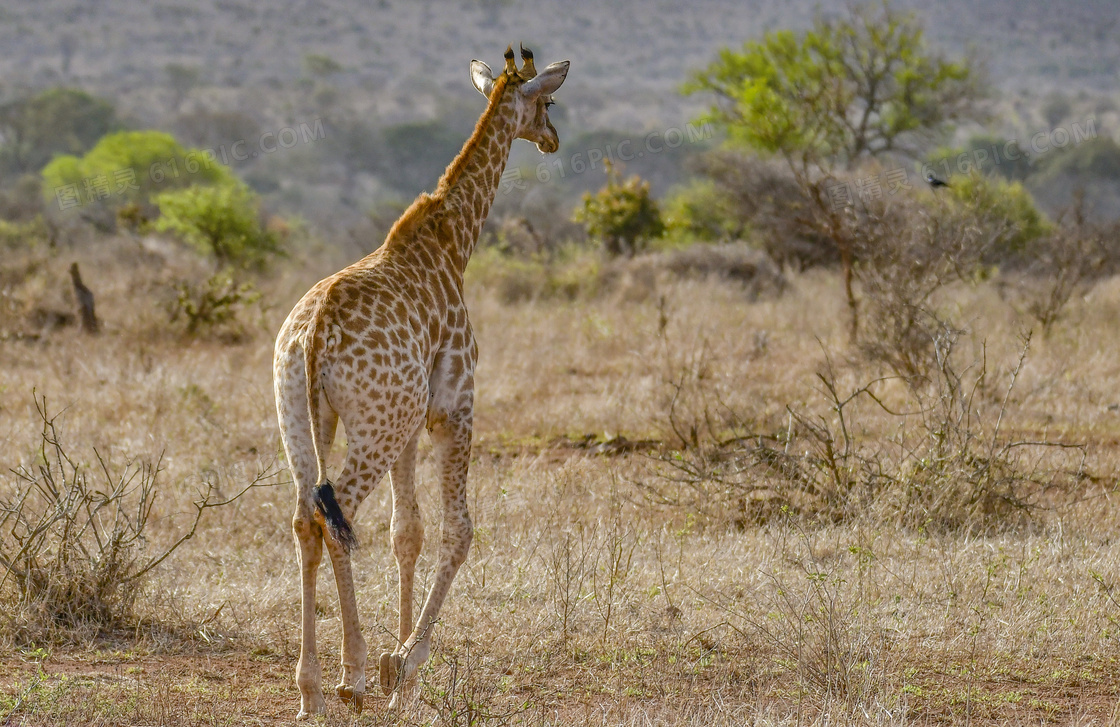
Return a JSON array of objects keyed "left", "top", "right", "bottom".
[{"left": 313, "top": 482, "right": 358, "bottom": 552}]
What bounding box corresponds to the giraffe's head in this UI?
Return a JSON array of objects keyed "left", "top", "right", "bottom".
[{"left": 470, "top": 45, "right": 569, "bottom": 154}]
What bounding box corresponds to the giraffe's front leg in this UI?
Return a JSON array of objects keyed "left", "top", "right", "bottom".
[
  {"left": 293, "top": 512, "right": 327, "bottom": 719},
  {"left": 383, "top": 403, "right": 474, "bottom": 710}
]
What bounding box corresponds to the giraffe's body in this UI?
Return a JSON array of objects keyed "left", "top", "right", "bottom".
[{"left": 273, "top": 46, "right": 568, "bottom": 718}]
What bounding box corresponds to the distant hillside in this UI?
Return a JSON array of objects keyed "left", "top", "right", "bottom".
[
  {"left": 2, "top": 0, "right": 1117, "bottom": 131},
  {"left": 1, "top": 0, "right": 1118, "bottom": 227}
]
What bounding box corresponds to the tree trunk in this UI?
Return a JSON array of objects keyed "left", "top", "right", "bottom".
[
  {"left": 839, "top": 243, "right": 858, "bottom": 341},
  {"left": 69, "top": 263, "right": 99, "bottom": 334}
]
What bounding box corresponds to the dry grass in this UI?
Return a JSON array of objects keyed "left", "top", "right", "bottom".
[{"left": 3, "top": 235, "right": 1120, "bottom": 724}]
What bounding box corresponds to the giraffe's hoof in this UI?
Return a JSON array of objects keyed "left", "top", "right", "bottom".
[
  {"left": 336, "top": 684, "right": 363, "bottom": 714},
  {"left": 296, "top": 705, "right": 325, "bottom": 720},
  {"left": 379, "top": 651, "right": 403, "bottom": 695},
  {"left": 337, "top": 673, "right": 365, "bottom": 714},
  {"left": 296, "top": 692, "right": 327, "bottom": 719}
]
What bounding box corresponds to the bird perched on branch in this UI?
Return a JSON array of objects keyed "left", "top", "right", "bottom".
[{"left": 926, "top": 171, "right": 950, "bottom": 188}]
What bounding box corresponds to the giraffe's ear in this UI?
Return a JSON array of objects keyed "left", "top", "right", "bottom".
[
  {"left": 470, "top": 60, "right": 495, "bottom": 97},
  {"left": 521, "top": 60, "right": 569, "bottom": 100}
]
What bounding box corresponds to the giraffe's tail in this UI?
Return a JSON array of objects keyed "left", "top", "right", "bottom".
[
  {"left": 303, "top": 287, "right": 358, "bottom": 553},
  {"left": 313, "top": 481, "right": 358, "bottom": 552}
]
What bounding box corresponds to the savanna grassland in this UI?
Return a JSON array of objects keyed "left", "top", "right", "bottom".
[
  {"left": 4, "top": 1, "right": 1120, "bottom": 725},
  {"left": 2, "top": 225, "right": 1120, "bottom": 726}
]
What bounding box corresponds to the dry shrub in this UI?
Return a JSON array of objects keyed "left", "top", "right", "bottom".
[
  {"left": 660, "top": 242, "right": 786, "bottom": 298},
  {"left": 648, "top": 331, "right": 1088, "bottom": 533},
  {"left": 486, "top": 215, "right": 549, "bottom": 258},
  {"left": 0, "top": 253, "right": 51, "bottom": 339},
  {"left": 845, "top": 194, "right": 991, "bottom": 384},
  {"left": 541, "top": 523, "right": 596, "bottom": 641},
  {"left": 745, "top": 525, "right": 889, "bottom": 712},
  {"left": 466, "top": 246, "right": 606, "bottom": 304},
  {"left": 695, "top": 149, "right": 837, "bottom": 270},
  {"left": 999, "top": 195, "right": 1120, "bottom": 336},
  {"left": 0, "top": 396, "right": 269, "bottom": 644},
  {"left": 467, "top": 243, "right": 788, "bottom": 312},
  {"left": 168, "top": 271, "right": 262, "bottom": 339},
  {"left": 417, "top": 638, "right": 528, "bottom": 726}
]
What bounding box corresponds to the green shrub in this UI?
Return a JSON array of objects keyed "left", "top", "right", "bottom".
[
  {"left": 926, "top": 134, "right": 1033, "bottom": 181},
  {"left": 41, "top": 130, "right": 233, "bottom": 216},
  {"left": 0, "top": 216, "right": 50, "bottom": 249},
  {"left": 169, "top": 271, "right": 262, "bottom": 336},
  {"left": 304, "top": 53, "right": 342, "bottom": 77},
  {"left": 153, "top": 181, "right": 279, "bottom": 269},
  {"left": 946, "top": 171, "right": 1051, "bottom": 259},
  {"left": 1034, "top": 137, "right": 1120, "bottom": 181},
  {"left": 574, "top": 163, "right": 665, "bottom": 257},
  {"left": 662, "top": 178, "right": 744, "bottom": 244}
]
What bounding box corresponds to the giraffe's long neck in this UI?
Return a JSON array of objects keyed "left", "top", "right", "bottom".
[{"left": 434, "top": 90, "right": 519, "bottom": 275}]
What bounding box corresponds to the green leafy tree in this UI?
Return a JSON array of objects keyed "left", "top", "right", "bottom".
[
  {"left": 684, "top": 1, "right": 983, "bottom": 336},
  {"left": 153, "top": 181, "right": 279, "bottom": 269},
  {"left": 686, "top": 3, "right": 979, "bottom": 172},
  {"left": 0, "top": 88, "right": 119, "bottom": 174},
  {"left": 574, "top": 162, "right": 665, "bottom": 257},
  {"left": 41, "top": 130, "right": 233, "bottom": 217}
]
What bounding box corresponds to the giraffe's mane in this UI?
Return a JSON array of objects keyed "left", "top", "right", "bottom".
[{"left": 386, "top": 71, "right": 515, "bottom": 243}]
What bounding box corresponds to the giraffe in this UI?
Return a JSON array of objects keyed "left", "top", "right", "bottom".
[{"left": 273, "top": 45, "right": 569, "bottom": 719}]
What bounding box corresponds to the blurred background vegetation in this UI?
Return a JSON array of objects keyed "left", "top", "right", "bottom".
[
  {"left": 0, "top": 0, "right": 1118, "bottom": 342},
  {"left": 0, "top": 0, "right": 1116, "bottom": 229}
]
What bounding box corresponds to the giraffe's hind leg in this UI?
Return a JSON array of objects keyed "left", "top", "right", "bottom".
[
  {"left": 292, "top": 511, "right": 326, "bottom": 719},
  {"left": 383, "top": 404, "right": 474, "bottom": 709},
  {"left": 276, "top": 351, "right": 335, "bottom": 719}
]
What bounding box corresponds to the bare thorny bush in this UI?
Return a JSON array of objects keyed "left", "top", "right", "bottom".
[
  {"left": 416, "top": 638, "right": 529, "bottom": 727},
  {"left": 707, "top": 152, "right": 1119, "bottom": 383},
  {"left": 698, "top": 521, "right": 890, "bottom": 715},
  {"left": 999, "top": 192, "right": 1120, "bottom": 337},
  {"left": 647, "top": 319, "right": 1089, "bottom": 533},
  {"left": 843, "top": 193, "right": 994, "bottom": 386},
  {"left": 832, "top": 178, "right": 1120, "bottom": 380},
  {"left": 537, "top": 473, "right": 645, "bottom": 646},
  {"left": 0, "top": 395, "right": 274, "bottom": 644}
]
